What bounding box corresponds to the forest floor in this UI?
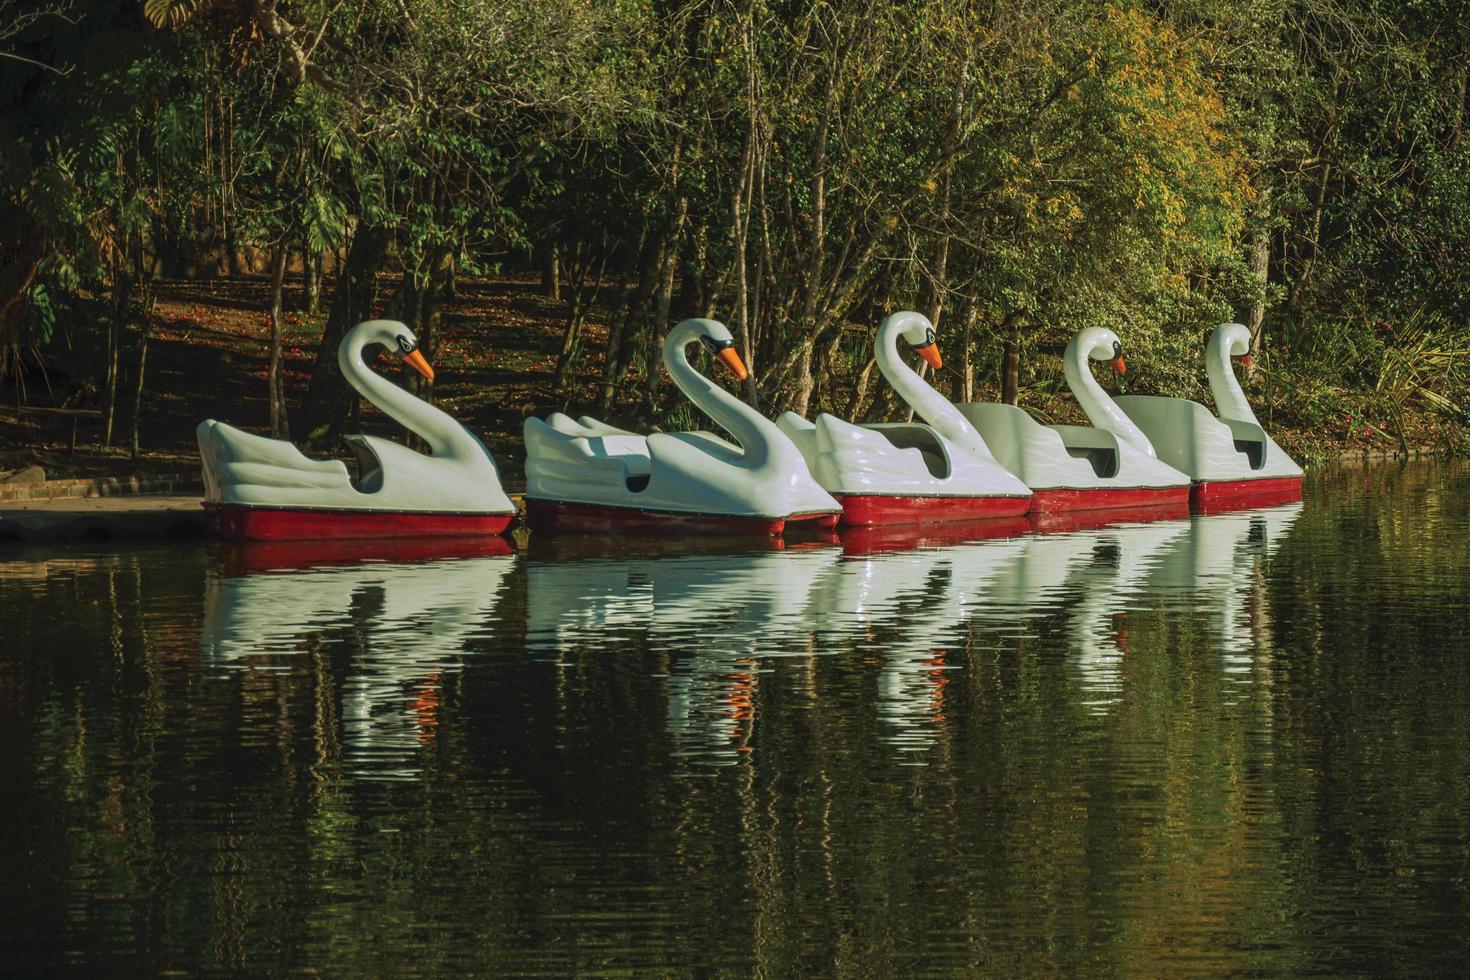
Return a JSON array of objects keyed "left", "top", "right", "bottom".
[{"left": 0, "top": 274, "right": 1458, "bottom": 484}]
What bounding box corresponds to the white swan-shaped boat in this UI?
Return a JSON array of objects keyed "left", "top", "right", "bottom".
[
  {"left": 523, "top": 318, "right": 841, "bottom": 535},
  {"left": 957, "top": 327, "right": 1191, "bottom": 512},
  {"left": 197, "top": 319, "right": 516, "bottom": 540},
  {"left": 1113, "top": 323, "right": 1303, "bottom": 508},
  {"left": 775, "top": 311, "right": 1031, "bottom": 526}
]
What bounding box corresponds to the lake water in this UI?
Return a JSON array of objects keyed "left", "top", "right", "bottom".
[{"left": 2, "top": 461, "right": 1468, "bottom": 975}]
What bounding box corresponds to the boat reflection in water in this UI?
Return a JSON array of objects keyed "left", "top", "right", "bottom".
[
  {"left": 525, "top": 537, "right": 845, "bottom": 765},
  {"left": 817, "top": 519, "right": 1034, "bottom": 759},
  {"left": 527, "top": 525, "right": 1055, "bottom": 763},
  {"left": 202, "top": 537, "right": 515, "bottom": 779},
  {"left": 524, "top": 502, "right": 1303, "bottom": 762},
  {"left": 809, "top": 510, "right": 1198, "bottom": 750},
  {"left": 1021, "top": 516, "right": 1196, "bottom": 714},
  {"left": 1146, "top": 501, "right": 1304, "bottom": 683},
  {"left": 202, "top": 500, "right": 1303, "bottom": 772},
  {"left": 1010, "top": 500, "right": 1302, "bottom": 715}
]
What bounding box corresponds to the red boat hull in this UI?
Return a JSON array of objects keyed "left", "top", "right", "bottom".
[
  {"left": 206, "top": 504, "right": 516, "bottom": 542},
  {"left": 523, "top": 498, "right": 839, "bottom": 537},
  {"left": 1191, "top": 476, "right": 1304, "bottom": 512},
  {"left": 833, "top": 493, "right": 1032, "bottom": 527},
  {"left": 1028, "top": 485, "right": 1192, "bottom": 514}
]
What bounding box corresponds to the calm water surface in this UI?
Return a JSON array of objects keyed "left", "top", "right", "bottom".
[{"left": 2, "top": 462, "right": 1469, "bottom": 974}]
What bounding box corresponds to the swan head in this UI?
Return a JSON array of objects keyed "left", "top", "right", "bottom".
[
  {"left": 673, "top": 318, "right": 749, "bottom": 381},
  {"left": 353, "top": 319, "right": 435, "bottom": 381},
  {"left": 882, "top": 312, "right": 942, "bottom": 370},
  {"left": 1213, "top": 322, "right": 1253, "bottom": 369},
  {"left": 1072, "top": 326, "right": 1127, "bottom": 375}
]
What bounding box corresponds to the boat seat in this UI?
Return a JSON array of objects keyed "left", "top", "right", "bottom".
[
  {"left": 1065, "top": 444, "right": 1119, "bottom": 479},
  {"left": 864, "top": 424, "right": 951, "bottom": 479},
  {"left": 346, "top": 437, "right": 385, "bottom": 493},
  {"left": 1233, "top": 438, "right": 1266, "bottom": 470},
  {"left": 1220, "top": 418, "right": 1269, "bottom": 471}
]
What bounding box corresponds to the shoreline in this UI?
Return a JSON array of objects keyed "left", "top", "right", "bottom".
[{"left": 1, "top": 453, "right": 1455, "bottom": 546}]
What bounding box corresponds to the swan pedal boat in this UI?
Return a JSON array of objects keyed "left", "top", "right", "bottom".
[
  {"left": 198, "top": 319, "right": 516, "bottom": 541},
  {"left": 777, "top": 311, "right": 1032, "bottom": 526},
  {"left": 523, "top": 318, "right": 841, "bottom": 536},
  {"left": 1113, "top": 323, "right": 1304, "bottom": 508},
  {"left": 958, "top": 327, "right": 1192, "bottom": 512}
]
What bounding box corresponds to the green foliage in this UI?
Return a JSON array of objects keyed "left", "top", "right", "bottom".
[
  {"left": 141, "top": 0, "right": 206, "bottom": 28},
  {"left": 1, "top": 0, "right": 1466, "bottom": 448}
]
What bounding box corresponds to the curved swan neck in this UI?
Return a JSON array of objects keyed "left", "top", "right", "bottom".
[
  {"left": 1063, "top": 331, "right": 1157, "bottom": 456},
  {"left": 1206, "top": 325, "right": 1259, "bottom": 425},
  {"left": 663, "top": 320, "right": 784, "bottom": 466},
  {"left": 339, "top": 327, "right": 478, "bottom": 458},
  {"left": 875, "top": 313, "right": 993, "bottom": 458}
]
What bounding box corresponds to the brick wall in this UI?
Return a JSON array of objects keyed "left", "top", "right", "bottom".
[{"left": 0, "top": 473, "right": 202, "bottom": 502}]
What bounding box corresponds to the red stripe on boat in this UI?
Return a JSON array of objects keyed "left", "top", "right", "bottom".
[
  {"left": 832, "top": 493, "right": 1032, "bottom": 527},
  {"left": 1191, "top": 476, "right": 1304, "bottom": 513},
  {"left": 206, "top": 504, "right": 515, "bottom": 542},
  {"left": 1028, "top": 485, "right": 1191, "bottom": 514},
  {"left": 524, "top": 498, "right": 839, "bottom": 537}
]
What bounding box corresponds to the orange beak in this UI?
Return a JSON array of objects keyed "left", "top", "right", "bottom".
[
  {"left": 1238, "top": 353, "right": 1253, "bottom": 369},
  {"left": 1109, "top": 355, "right": 1126, "bottom": 374},
  {"left": 915, "top": 342, "right": 943, "bottom": 371},
  {"left": 404, "top": 349, "right": 435, "bottom": 382},
  {"left": 717, "top": 346, "right": 749, "bottom": 381}
]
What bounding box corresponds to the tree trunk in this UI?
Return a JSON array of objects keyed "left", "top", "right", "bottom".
[
  {"left": 102, "top": 263, "right": 133, "bottom": 449},
  {"left": 268, "top": 243, "right": 289, "bottom": 437},
  {"left": 298, "top": 224, "right": 390, "bottom": 448},
  {"left": 1286, "top": 162, "right": 1331, "bottom": 336},
  {"left": 1001, "top": 336, "right": 1019, "bottom": 406},
  {"left": 129, "top": 275, "right": 156, "bottom": 461},
  {"left": 959, "top": 299, "right": 976, "bottom": 403},
  {"left": 303, "top": 241, "right": 323, "bottom": 315},
  {"left": 555, "top": 241, "right": 611, "bottom": 390},
  {"left": 412, "top": 248, "right": 453, "bottom": 410},
  {"left": 594, "top": 223, "right": 651, "bottom": 417},
  {"left": 787, "top": 28, "right": 847, "bottom": 419},
  {"left": 675, "top": 220, "right": 706, "bottom": 318},
  {"left": 845, "top": 357, "right": 877, "bottom": 420},
  {"left": 1238, "top": 185, "right": 1272, "bottom": 377},
  {"left": 640, "top": 228, "right": 683, "bottom": 421},
  {"left": 651, "top": 211, "right": 682, "bottom": 387},
  {"left": 540, "top": 243, "right": 560, "bottom": 300},
  {"left": 730, "top": 120, "right": 760, "bottom": 409},
  {"left": 1245, "top": 225, "right": 1270, "bottom": 339}
]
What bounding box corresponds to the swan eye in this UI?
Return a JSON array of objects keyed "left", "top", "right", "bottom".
[
  {"left": 700, "top": 335, "right": 734, "bottom": 354},
  {"left": 396, "top": 335, "right": 417, "bottom": 355},
  {"left": 1112, "top": 341, "right": 1122, "bottom": 358},
  {"left": 912, "top": 327, "right": 937, "bottom": 351}
]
